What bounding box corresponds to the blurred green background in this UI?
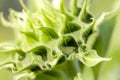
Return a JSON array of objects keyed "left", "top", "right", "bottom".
[{"left": 0, "top": 0, "right": 120, "bottom": 80}]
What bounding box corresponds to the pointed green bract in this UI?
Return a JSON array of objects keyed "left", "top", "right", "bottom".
[{"left": 79, "top": 50, "right": 111, "bottom": 66}]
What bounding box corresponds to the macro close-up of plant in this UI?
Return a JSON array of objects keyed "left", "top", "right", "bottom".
[{"left": 0, "top": 0, "right": 120, "bottom": 80}]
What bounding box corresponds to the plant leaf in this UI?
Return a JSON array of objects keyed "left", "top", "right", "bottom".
[{"left": 79, "top": 50, "right": 111, "bottom": 66}]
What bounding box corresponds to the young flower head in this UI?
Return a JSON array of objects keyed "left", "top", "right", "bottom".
[{"left": 0, "top": 0, "right": 110, "bottom": 80}]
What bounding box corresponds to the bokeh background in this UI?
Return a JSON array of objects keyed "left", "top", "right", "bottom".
[{"left": 0, "top": 0, "right": 120, "bottom": 80}]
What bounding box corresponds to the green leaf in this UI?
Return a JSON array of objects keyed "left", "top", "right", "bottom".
[
  {"left": 82, "top": 19, "right": 95, "bottom": 39},
  {"left": 21, "top": 31, "right": 39, "bottom": 41},
  {"left": 71, "top": 0, "right": 81, "bottom": 16},
  {"left": 40, "top": 27, "right": 58, "bottom": 39},
  {"left": 29, "top": 46, "right": 48, "bottom": 61},
  {"left": 96, "top": 10, "right": 120, "bottom": 80},
  {"left": 61, "top": 21, "right": 81, "bottom": 34},
  {"left": 79, "top": 50, "right": 111, "bottom": 66},
  {"left": 40, "top": 27, "right": 59, "bottom": 42},
  {"left": 59, "top": 0, "right": 75, "bottom": 20},
  {"left": 0, "top": 43, "right": 25, "bottom": 60},
  {"left": 79, "top": 0, "right": 92, "bottom": 23}
]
